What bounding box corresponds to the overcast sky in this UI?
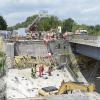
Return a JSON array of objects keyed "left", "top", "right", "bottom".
[{"left": 0, "top": 0, "right": 100, "bottom": 26}]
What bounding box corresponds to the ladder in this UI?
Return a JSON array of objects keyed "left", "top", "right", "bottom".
[{"left": 26, "top": 11, "right": 48, "bottom": 32}]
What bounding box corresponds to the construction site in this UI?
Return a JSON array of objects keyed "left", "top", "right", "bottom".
[{"left": 0, "top": 11, "right": 100, "bottom": 100}]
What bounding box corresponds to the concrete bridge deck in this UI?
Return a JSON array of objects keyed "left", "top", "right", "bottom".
[
  {"left": 68, "top": 34, "right": 100, "bottom": 60},
  {"left": 68, "top": 34, "right": 100, "bottom": 47}
]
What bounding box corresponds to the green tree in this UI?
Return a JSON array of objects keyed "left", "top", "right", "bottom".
[
  {"left": 88, "top": 26, "right": 95, "bottom": 34},
  {"left": 88, "top": 25, "right": 100, "bottom": 35},
  {"left": 95, "top": 25, "right": 100, "bottom": 32},
  {"left": 0, "top": 16, "right": 7, "bottom": 30},
  {"left": 62, "top": 18, "right": 75, "bottom": 32},
  {"left": 38, "top": 16, "right": 61, "bottom": 31},
  {"left": 72, "top": 24, "right": 80, "bottom": 32},
  {"left": 8, "top": 15, "right": 61, "bottom": 31},
  {"left": 7, "top": 14, "right": 100, "bottom": 35}
]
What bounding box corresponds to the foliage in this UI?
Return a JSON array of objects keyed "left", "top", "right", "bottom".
[
  {"left": 37, "top": 16, "right": 61, "bottom": 31},
  {"left": 8, "top": 15, "right": 37, "bottom": 30},
  {"left": 62, "top": 18, "right": 76, "bottom": 32},
  {"left": 0, "top": 16, "right": 7, "bottom": 30},
  {"left": 7, "top": 14, "right": 100, "bottom": 35},
  {"left": 8, "top": 15, "right": 61, "bottom": 31},
  {"left": 0, "top": 51, "right": 5, "bottom": 57},
  {"left": 0, "top": 51, "right": 6, "bottom": 69}
]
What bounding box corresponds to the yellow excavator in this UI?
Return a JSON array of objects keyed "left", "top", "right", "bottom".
[{"left": 38, "top": 81, "right": 95, "bottom": 96}]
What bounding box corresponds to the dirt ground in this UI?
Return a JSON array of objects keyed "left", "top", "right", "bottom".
[{"left": 7, "top": 67, "right": 71, "bottom": 99}]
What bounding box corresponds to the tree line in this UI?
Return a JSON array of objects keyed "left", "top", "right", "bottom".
[
  {"left": 0, "top": 16, "right": 7, "bottom": 30},
  {"left": 1, "top": 15, "right": 100, "bottom": 35}
]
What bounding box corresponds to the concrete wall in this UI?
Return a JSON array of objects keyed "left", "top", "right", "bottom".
[
  {"left": 4, "top": 43, "right": 14, "bottom": 58},
  {"left": 48, "top": 40, "right": 70, "bottom": 65},
  {"left": 5, "top": 40, "right": 71, "bottom": 67},
  {"left": 15, "top": 41, "right": 48, "bottom": 57}
]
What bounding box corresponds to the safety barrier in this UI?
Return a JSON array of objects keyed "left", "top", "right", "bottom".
[{"left": 68, "top": 34, "right": 100, "bottom": 47}]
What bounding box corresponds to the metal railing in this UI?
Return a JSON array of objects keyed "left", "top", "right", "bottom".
[
  {"left": 68, "top": 34, "right": 100, "bottom": 42},
  {"left": 69, "top": 34, "right": 100, "bottom": 40},
  {"left": 67, "top": 34, "right": 100, "bottom": 47}
]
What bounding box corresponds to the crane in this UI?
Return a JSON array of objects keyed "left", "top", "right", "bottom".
[{"left": 25, "top": 11, "right": 48, "bottom": 39}]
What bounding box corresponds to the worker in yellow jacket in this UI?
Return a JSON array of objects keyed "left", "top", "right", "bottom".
[{"left": 31, "top": 67, "right": 36, "bottom": 78}]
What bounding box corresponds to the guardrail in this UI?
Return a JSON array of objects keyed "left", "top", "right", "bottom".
[
  {"left": 68, "top": 34, "right": 100, "bottom": 41},
  {"left": 67, "top": 34, "right": 100, "bottom": 47}
]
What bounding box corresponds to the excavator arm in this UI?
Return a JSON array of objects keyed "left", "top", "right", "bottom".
[
  {"left": 58, "top": 82, "right": 95, "bottom": 94},
  {"left": 38, "top": 81, "right": 95, "bottom": 96}
]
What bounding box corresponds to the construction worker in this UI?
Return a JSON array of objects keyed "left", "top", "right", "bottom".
[
  {"left": 60, "top": 80, "right": 68, "bottom": 94},
  {"left": 31, "top": 67, "right": 36, "bottom": 78},
  {"left": 61, "top": 80, "right": 65, "bottom": 87},
  {"left": 48, "top": 66, "right": 52, "bottom": 76},
  {"left": 39, "top": 64, "right": 44, "bottom": 77},
  {"left": 51, "top": 60, "right": 54, "bottom": 68},
  {"left": 48, "top": 52, "right": 52, "bottom": 59},
  {"left": 41, "top": 64, "right": 44, "bottom": 75}
]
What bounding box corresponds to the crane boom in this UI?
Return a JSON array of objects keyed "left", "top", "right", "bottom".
[
  {"left": 58, "top": 82, "right": 95, "bottom": 94},
  {"left": 38, "top": 81, "right": 95, "bottom": 96},
  {"left": 26, "top": 11, "right": 48, "bottom": 32}
]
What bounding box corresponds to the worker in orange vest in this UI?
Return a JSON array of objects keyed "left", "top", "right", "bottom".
[
  {"left": 39, "top": 64, "right": 44, "bottom": 77},
  {"left": 61, "top": 80, "right": 65, "bottom": 87},
  {"left": 41, "top": 64, "right": 44, "bottom": 75}
]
